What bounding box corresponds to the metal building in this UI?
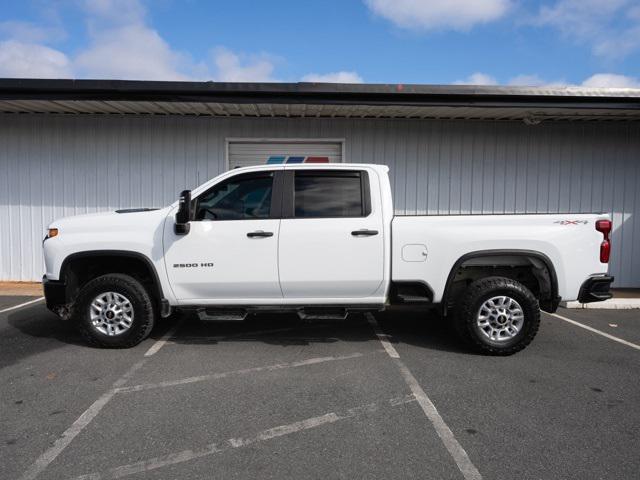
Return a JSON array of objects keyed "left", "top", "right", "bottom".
[{"left": 1, "top": 79, "right": 639, "bottom": 286}]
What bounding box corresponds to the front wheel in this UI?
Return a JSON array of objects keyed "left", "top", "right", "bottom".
[
  {"left": 454, "top": 276, "right": 540, "bottom": 355},
  {"left": 72, "top": 274, "right": 156, "bottom": 348}
]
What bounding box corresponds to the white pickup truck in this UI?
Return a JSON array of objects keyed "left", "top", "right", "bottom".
[{"left": 43, "top": 163, "right": 613, "bottom": 355}]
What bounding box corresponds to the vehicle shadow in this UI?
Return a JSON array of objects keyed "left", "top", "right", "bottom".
[
  {"left": 2, "top": 305, "right": 86, "bottom": 369},
  {"left": 167, "top": 307, "right": 472, "bottom": 355},
  {"left": 375, "top": 307, "right": 475, "bottom": 355},
  {"left": 3, "top": 304, "right": 473, "bottom": 370}
]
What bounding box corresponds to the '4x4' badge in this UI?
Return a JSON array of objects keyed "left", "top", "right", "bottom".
[{"left": 554, "top": 220, "right": 588, "bottom": 225}]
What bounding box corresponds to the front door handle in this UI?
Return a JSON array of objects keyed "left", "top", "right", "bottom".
[
  {"left": 247, "top": 230, "right": 274, "bottom": 238},
  {"left": 351, "top": 229, "right": 379, "bottom": 237}
]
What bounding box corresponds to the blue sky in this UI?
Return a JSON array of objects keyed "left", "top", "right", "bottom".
[{"left": 0, "top": 0, "right": 639, "bottom": 87}]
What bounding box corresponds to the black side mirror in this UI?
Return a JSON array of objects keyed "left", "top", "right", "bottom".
[{"left": 175, "top": 189, "right": 192, "bottom": 235}]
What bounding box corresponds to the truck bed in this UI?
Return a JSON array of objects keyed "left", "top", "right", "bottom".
[{"left": 391, "top": 213, "right": 610, "bottom": 303}]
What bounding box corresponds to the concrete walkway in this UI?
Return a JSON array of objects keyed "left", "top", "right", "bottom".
[
  {"left": 563, "top": 289, "right": 640, "bottom": 309},
  {"left": 0, "top": 282, "right": 43, "bottom": 297}
]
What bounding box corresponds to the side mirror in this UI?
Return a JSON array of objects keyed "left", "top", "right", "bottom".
[{"left": 175, "top": 189, "right": 192, "bottom": 235}]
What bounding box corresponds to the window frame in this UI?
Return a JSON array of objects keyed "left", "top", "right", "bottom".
[
  {"left": 191, "top": 170, "right": 284, "bottom": 221},
  {"left": 281, "top": 169, "right": 371, "bottom": 219}
]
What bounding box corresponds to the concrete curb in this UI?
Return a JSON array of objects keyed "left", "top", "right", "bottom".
[{"left": 562, "top": 299, "right": 640, "bottom": 309}]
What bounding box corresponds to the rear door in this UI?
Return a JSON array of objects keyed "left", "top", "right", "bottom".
[{"left": 278, "top": 168, "right": 385, "bottom": 299}]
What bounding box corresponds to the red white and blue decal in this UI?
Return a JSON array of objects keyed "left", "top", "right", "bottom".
[{"left": 266, "top": 156, "right": 329, "bottom": 164}]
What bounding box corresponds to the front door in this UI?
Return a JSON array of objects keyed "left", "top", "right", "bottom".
[
  {"left": 164, "top": 170, "right": 282, "bottom": 302},
  {"left": 278, "top": 169, "right": 385, "bottom": 299}
]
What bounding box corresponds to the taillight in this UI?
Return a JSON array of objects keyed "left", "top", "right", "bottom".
[{"left": 596, "top": 220, "right": 612, "bottom": 263}]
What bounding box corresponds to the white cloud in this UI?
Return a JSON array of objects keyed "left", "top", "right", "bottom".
[
  {"left": 81, "top": 0, "right": 147, "bottom": 25},
  {"left": 508, "top": 74, "right": 547, "bottom": 86},
  {"left": 511, "top": 72, "right": 640, "bottom": 89},
  {"left": 0, "top": 40, "right": 72, "bottom": 78},
  {"left": 580, "top": 73, "right": 640, "bottom": 88},
  {"left": 301, "top": 71, "right": 364, "bottom": 83},
  {"left": 536, "top": 0, "right": 625, "bottom": 38},
  {"left": 455, "top": 71, "right": 640, "bottom": 89},
  {"left": 535, "top": 0, "right": 640, "bottom": 59},
  {"left": 365, "top": 0, "right": 511, "bottom": 31},
  {"left": 507, "top": 74, "right": 569, "bottom": 87},
  {"left": 75, "top": 24, "right": 193, "bottom": 80},
  {"left": 0, "top": 0, "right": 279, "bottom": 82},
  {"left": 0, "top": 20, "right": 66, "bottom": 43},
  {"left": 211, "top": 48, "right": 277, "bottom": 82},
  {"left": 75, "top": 0, "right": 280, "bottom": 82},
  {"left": 72, "top": 0, "right": 198, "bottom": 80},
  {"left": 593, "top": 26, "right": 640, "bottom": 59},
  {"left": 454, "top": 72, "right": 497, "bottom": 85}
]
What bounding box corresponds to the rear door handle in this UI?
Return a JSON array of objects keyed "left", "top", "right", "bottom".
[
  {"left": 351, "top": 229, "right": 379, "bottom": 237},
  {"left": 247, "top": 230, "right": 274, "bottom": 238}
]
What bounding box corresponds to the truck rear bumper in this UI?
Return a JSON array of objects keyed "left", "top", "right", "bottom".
[{"left": 577, "top": 275, "right": 614, "bottom": 303}]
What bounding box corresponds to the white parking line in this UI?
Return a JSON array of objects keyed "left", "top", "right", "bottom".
[
  {"left": 550, "top": 312, "right": 640, "bottom": 351},
  {"left": 144, "top": 319, "right": 184, "bottom": 356},
  {"left": 0, "top": 297, "right": 44, "bottom": 314},
  {"left": 116, "top": 352, "right": 368, "bottom": 394},
  {"left": 71, "top": 394, "right": 417, "bottom": 480},
  {"left": 21, "top": 317, "right": 185, "bottom": 479},
  {"left": 18, "top": 359, "right": 148, "bottom": 480},
  {"left": 367, "top": 315, "right": 400, "bottom": 358},
  {"left": 366, "top": 313, "right": 483, "bottom": 480},
  {"left": 19, "top": 345, "right": 371, "bottom": 479}
]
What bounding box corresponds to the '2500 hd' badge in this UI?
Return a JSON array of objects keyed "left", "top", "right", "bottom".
[{"left": 173, "top": 262, "right": 214, "bottom": 268}]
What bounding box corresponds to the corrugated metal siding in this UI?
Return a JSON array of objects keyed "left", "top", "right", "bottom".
[
  {"left": 1, "top": 114, "right": 639, "bottom": 286},
  {"left": 228, "top": 140, "right": 342, "bottom": 168}
]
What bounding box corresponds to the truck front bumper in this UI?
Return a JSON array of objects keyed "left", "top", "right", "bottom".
[
  {"left": 43, "top": 275, "right": 68, "bottom": 317},
  {"left": 577, "top": 275, "right": 614, "bottom": 303}
]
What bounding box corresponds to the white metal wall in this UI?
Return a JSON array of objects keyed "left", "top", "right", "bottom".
[
  {"left": 228, "top": 140, "right": 342, "bottom": 168},
  {"left": 1, "top": 114, "right": 638, "bottom": 286}
]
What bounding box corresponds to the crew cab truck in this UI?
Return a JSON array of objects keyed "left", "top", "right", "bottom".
[{"left": 43, "top": 163, "right": 614, "bottom": 355}]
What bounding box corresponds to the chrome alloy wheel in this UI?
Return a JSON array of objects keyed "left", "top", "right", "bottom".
[
  {"left": 89, "top": 291, "right": 134, "bottom": 336},
  {"left": 476, "top": 295, "right": 524, "bottom": 342}
]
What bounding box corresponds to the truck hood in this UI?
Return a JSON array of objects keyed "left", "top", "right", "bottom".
[{"left": 49, "top": 207, "right": 171, "bottom": 233}]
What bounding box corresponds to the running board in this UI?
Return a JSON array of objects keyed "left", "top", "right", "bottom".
[
  {"left": 198, "top": 309, "right": 247, "bottom": 322},
  {"left": 186, "top": 305, "right": 384, "bottom": 322},
  {"left": 298, "top": 308, "right": 348, "bottom": 321},
  {"left": 395, "top": 294, "right": 432, "bottom": 304}
]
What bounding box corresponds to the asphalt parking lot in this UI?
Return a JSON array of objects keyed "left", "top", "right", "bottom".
[{"left": 1, "top": 297, "right": 639, "bottom": 480}]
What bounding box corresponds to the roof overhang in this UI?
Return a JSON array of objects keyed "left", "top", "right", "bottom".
[{"left": 1, "top": 78, "right": 639, "bottom": 122}]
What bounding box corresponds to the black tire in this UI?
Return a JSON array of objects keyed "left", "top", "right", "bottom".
[
  {"left": 453, "top": 276, "right": 540, "bottom": 356},
  {"left": 72, "top": 274, "right": 156, "bottom": 348}
]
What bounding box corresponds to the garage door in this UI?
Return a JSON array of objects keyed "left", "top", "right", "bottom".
[{"left": 228, "top": 140, "right": 342, "bottom": 169}]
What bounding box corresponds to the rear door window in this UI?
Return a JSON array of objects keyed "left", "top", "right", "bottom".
[{"left": 293, "top": 171, "right": 369, "bottom": 218}]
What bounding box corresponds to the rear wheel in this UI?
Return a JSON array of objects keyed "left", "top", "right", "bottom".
[
  {"left": 72, "top": 274, "right": 156, "bottom": 348},
  {"left": 454, "top": 276, "right": 540, "bottom": 355}
]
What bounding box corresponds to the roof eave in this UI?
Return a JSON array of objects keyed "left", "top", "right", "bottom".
[{"left": 0, "top": 78, "right": 639, "bottom": 111}]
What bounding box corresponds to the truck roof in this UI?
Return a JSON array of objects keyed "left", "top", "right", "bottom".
[{"left": 231, "top": 163, "right": 389, "bottom": 174}]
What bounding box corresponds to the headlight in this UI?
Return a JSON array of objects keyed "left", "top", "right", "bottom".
[{"left": 47, "top": 228, "right": 59, "bottom": 239}]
